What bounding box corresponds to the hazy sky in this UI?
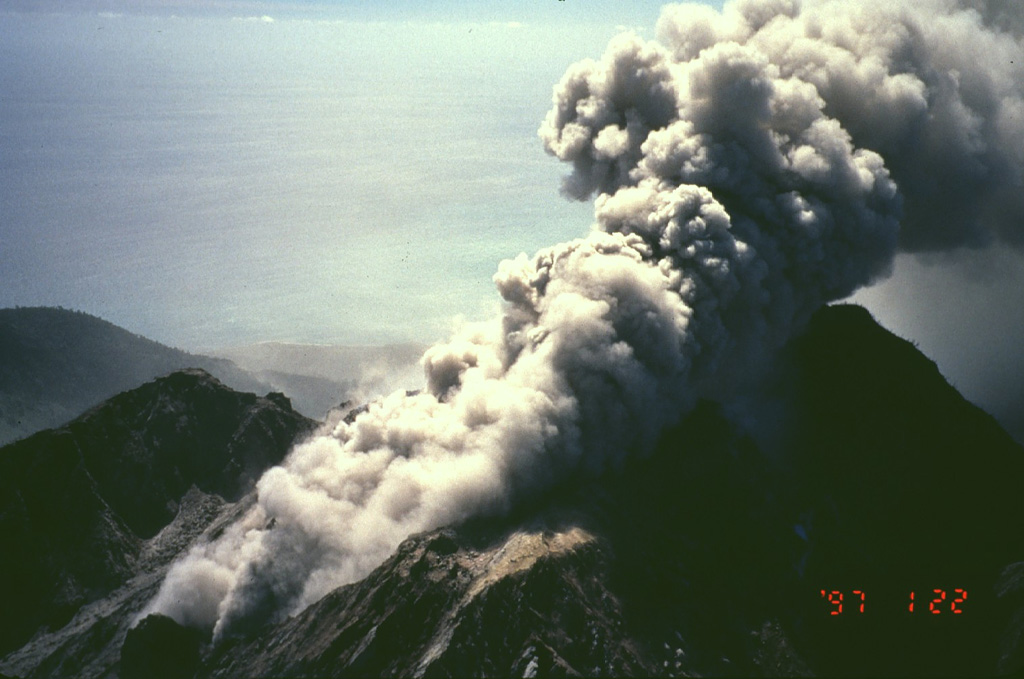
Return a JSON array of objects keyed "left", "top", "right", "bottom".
[
  {"left": 1, "top": 0, "right": 1022, "bottom": 439},
  {"left": 2, "top": 1, "right": 656, "bottom": 348}
]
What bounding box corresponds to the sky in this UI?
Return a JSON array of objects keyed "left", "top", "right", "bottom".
[{"left": 1, "top": 0, "right": 1022, "bottom": 440}]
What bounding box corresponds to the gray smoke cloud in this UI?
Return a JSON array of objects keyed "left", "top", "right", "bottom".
[{"left": 143, "top": 0, "right": 1024, "bottom": 640}]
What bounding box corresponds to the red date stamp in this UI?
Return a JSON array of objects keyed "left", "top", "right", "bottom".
[{"left": 820, "top": 588, "right": 967, "bottom": 615}]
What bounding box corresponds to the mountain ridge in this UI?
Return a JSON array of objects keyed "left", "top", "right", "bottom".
[
  {"left": 0, "top": 368, "right": 316, "bottom": 661},
  {"left": 0, "top": 307, "right": 272, "bottom": 446}
]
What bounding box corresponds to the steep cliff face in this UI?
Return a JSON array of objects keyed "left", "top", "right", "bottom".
[{"left": 0, "top": 369, "right": 315, "bottom": 661}]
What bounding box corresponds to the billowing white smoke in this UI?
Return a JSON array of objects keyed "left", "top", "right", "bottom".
[{"left": 144, "top": 0, "right": 1024, "bottom": 639}]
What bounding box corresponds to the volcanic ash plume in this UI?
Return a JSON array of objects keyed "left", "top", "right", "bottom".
[{"left": 144, "top": 0, "right": 1024, "bottom": 639}]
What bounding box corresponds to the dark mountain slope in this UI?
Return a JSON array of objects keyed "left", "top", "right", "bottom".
[
  {"left": 789, "top": 304, "right": 1024, "bottom": 571},
  {"left": 0, "top": 307, "right": 269, "bottom": 446},
  {"left": 60, "top": 370, "right": 314, "bottom": 538},
  {"left": 0, "top": 370, "right": 315, "bottom": 659},
  {"left": 3, "top": 304, "right": 1023, "bottom": 678},
  {"left": 191, "top": 304, "right": 1024, "bottom": 678}
]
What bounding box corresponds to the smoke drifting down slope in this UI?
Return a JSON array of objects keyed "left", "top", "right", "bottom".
[{"left": 144, "top": 0, "right": 1024, "bottom": 640}]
